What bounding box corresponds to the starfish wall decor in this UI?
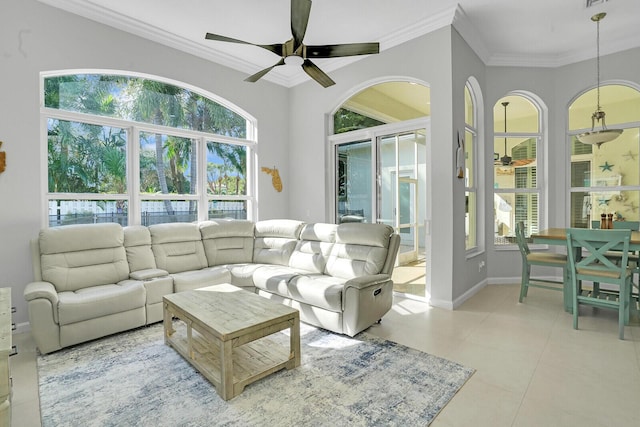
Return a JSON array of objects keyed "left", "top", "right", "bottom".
[
  {"left": 622, "top": 151, "right": 637, "bottom": 161},
  {"left": 599, "top": 161, "right": 614, "bottom": 172},
  {"left": 624, "top": 201, "right": 638, "bottom": 212}
]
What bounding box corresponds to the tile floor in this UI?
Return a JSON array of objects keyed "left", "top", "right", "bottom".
[{"left": 10, "top": 282, "right": 640, "bottom": 426}]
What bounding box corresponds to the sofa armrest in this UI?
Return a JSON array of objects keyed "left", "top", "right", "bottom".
[
  {"left": 23, "top": 281, "right": 62, "bottom": 353},
  {"left": 130, "top": 268, "right": 169, "bottom": 281},
  {"left": 344, "top": 274, "right": 391, "bottom": 290},
  {"left": 24, "top": 281, "right": 59, "bottom": 306}
]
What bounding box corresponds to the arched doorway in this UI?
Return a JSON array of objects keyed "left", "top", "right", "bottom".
[{"left": 329, "top": 80, "right": 430, "bottom": 296}]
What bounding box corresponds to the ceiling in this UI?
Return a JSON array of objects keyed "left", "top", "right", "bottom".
[{"left": 38, "top": 0, "right": 640, "bottom": 88}]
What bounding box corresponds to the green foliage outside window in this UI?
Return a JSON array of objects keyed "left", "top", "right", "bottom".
[{"left": 333, "top": 108, "right": 385, "bottom": 134}]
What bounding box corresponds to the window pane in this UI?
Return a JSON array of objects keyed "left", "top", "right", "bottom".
[
  {"left": 140, "top": 132, "right": 196, "bottom": 195},
  {"left": 569, "top": 85, "right": 640, "bottom": 130},
  {"left": 494, "top": 137, "right": 537, "bottom": 188},
  {"left": 48, "top": 119, "right": 127, "bottom": 194},
  {"left": 140, "top": 200, "right": 197, "bottom": 225},
  {"left": 45, "top": 74, "right": 247, "bottom": 138},
  {"left": 464, "top": 86, "right": 474, "bottom": 127},
  {"left": 209, "top": 200, "right": 247, "bottom": 220},
  {"left": 571, "top": 132, "right": 640, "bottom": 188},
  {"left": 337, "top": 140, "right": 372, "bottom": 223},
  {"left": 494, "top": 96, "right": 539, "bottom": 133},
  {"left": 569, "top": 190, "right": 639, "bottom": 228},
  {"left": 48, "top": 199, "right": 128, "bottom": 227},
  {"left": 466, "top": 191, "right": 476, "bottom": 249},
  {"left": 207, "top": 142, "right": 247, "bottom": 195},
  {"left": 465, "top": 130, "right": 474, "bottom": 187},
  {"left": 495, "top": 193, "right": 538, "bottom": 245}
]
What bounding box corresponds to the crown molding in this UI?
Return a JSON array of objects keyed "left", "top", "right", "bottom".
[
  {"left": 38, "top": 0, "right": 460, "bottom": 88},
  {"left": 37, "top": 0, "right": 292, "bottom": 86},
  {"left": 451, "top": 4, "right": 491, "bottom": 64},
  {"left": 36, "top": 0, "right": 640, "bottom": 84}
]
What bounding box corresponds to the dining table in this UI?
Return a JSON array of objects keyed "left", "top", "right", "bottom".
[{"left": 531, "top": 227, "right": 640, "bottom": 313}]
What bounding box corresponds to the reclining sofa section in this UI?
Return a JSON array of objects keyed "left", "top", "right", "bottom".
[{"left": 24, "top": 219, "right": 400, "bottom": 354}]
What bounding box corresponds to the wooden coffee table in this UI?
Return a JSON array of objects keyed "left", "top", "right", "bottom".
[{"left": 163, "top": 284, "right": 300, "bottom": 400}]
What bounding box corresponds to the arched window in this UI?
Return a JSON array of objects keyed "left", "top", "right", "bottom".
[
  {"left": 464, "top": 81, "right": 480, "bottom": 251},
  {"left": 493, "top": 94, "right": 543, "bottom": 245},
  {"left": 568, "top": 84, "right": 640, "bottom": 227},
  {"left": 42, "top": 72, "right": 256, "bottom": 227}
]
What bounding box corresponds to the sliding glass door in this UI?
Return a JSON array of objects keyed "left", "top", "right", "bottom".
[
  {"left": 336, "top": 140, "right": 372, "bottom": 223},
  {"left": 378, "top": 131, "right": 426, "bottom": 264},
  {"left": 332, "top": 123, "right": 427, "bottom": 266}
]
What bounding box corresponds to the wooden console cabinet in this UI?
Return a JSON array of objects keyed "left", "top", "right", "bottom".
[{"left": 0, "top": 288, "right": 12, "bottom": 425}]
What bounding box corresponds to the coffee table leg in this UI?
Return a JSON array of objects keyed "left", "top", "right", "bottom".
[
  {"left": 163, "top": 302, "right": 174, "bottom": 340},
  {"left": 220, "top": 339, "right": 234, "bottom": 400},
  {"left": 289, "top": 316, "right": 301, "bottom": 368}
]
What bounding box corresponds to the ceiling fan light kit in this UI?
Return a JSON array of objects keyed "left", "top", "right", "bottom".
[
  {"left": 205, "top": 0, "right": 380, "bottom": 87},
  {"left": 576, "top": 12, "right": 623, "bottom": 147}
]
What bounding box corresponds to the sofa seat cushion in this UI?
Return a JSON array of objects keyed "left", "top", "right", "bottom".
[
  {"left": 171, "top": 267, "right": 231, "bottom": 293},
  {"left": 226, "top": 263, "right": 264, "bottom": 288},
  {"left": 57, "top": 280, "right": 146, "bottom": 325},
  {"left": 253, "top": 266, "right": 344, "bottom": 312},
  {"left": 252, "top": 265, "right": 299, "bottom": 294}
]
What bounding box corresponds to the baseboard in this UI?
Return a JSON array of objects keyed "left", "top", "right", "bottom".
[{"left": 429, "top": 278, "right": 489, "bottom": 310}]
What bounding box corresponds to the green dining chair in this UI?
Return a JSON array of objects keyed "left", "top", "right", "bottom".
[
  {"left": 515, "top": 222, "right": 567, "bottom": 304},
  {"left": 565, "top": 228, "right": 633, "bottom": 340},
  {"left": 591, "top": 220, "right": 640, "bottom": 301}
]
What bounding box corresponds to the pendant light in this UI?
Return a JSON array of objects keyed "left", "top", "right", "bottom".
[
  {"left": 500, "top": 101, "right": 513, "bottom": 166},
  {"left": 576, "top": 13, "right": 623, "bottom": 148}
]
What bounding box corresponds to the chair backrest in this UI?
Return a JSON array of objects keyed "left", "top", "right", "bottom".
[
  {"left": 565, "top": 228, "right": 631, "bottom": 280},
  {"left": 591, "top": 220, "right": 639, "bottom": 230},
  {"left": 612, "top": 221, "right": 640, "bottom": 230},
  {"left": 515, "top": 221, "right": 530, "bottom": 260}
]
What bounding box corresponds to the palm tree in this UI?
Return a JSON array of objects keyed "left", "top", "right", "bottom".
[{"left": 127, "top": 79, "right": 185, "bottom": 218}]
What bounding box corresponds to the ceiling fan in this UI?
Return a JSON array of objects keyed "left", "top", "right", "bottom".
[
  {"left": 204, "top": 0, "right": 380, "bottom": 88},
  {"left": 495, "top": 101, "right": 514, "bottom": 166}
]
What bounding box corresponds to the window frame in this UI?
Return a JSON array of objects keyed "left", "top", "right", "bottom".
[
  {"left": 40, "top": 70, "right": 257, "bottom": 228},
  {"left": 464, "top": 83, "right": 479, "bottom": 253},
  {"left": 493, "top": 93, "right": 546, "bottom": 249},
  {"left": 566, "top": 82, "right": 640, "bottom": 228}
]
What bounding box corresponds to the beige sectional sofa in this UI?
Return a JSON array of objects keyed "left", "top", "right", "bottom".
[{"left": 24, "top": 219, "right": 400, "bottom": 354}]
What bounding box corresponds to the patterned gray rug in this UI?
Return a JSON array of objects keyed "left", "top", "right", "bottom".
[{"left": 38, "top": 323, "right": 474, "bottom": 426}]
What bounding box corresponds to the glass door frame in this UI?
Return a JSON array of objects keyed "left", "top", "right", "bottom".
[{"left": 328, "top": 117, "right": 430, "bottom": 273}]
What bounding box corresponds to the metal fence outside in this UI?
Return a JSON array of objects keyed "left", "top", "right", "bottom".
[{"left": 49, "top": 209, "right": 247, "bottom": 227}]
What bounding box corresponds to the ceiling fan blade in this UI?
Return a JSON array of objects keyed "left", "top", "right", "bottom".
[
  {"left": 302, "top": 59, "right": 335, "bottom": 88},
  {"left": 305, "top": 42, "right": 379, "bottom": 58},
  {"left": 244, "top": 58, "right": 286, "bottom": 83},
  {"left": 205, "top": 33, "right": 284, "bottom": 56},
  {"left": 291, "top": 0, "right": 312, "bottom": 50}
]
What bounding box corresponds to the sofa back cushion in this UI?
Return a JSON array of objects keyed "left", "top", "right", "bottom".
[
  {"left": 149, "top": 223, "right": 207, "bottom": 274},
  {"left": 253, "top": 219, "right": 304, "bottom": 266},
  {"left": 325, "top": 223, "right": 393, "bottom": 279},
  {"left": 39, "top": 223, "right": 130, "bottom": 292},
  {"left": 123, "top": 225, "right": 157, "bottom": 273},
  {"left": 288, "top": 223, "right": 337, "bottom": 273},
  {"left": 200, "top": 219, "right": 255, "bottom": 266}
]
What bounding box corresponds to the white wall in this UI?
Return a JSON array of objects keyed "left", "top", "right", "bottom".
[
  {"left": 3, "top": 1, "right": 639, "bottom": 329},
  {"left": 288, "top": 27, "right": 462, "bottom": 305},
  {"left": 0, "top": 0, "right": 290, "bottom": 328},
  {"left": 450, "top": 28, "right": 488, "bottom": 306}
]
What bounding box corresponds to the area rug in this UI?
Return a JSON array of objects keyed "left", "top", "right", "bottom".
[{"left": 37, "top": 323, "right": 474, "bottom": 426}]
